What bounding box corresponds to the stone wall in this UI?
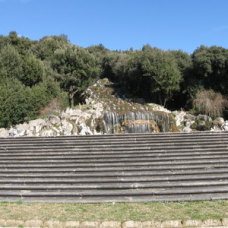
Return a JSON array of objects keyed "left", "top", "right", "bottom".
[{"left": 0, "top": 218, "right": 228, "bottom": 227}]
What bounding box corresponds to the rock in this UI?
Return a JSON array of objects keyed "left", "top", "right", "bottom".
[
  {"left": 61, "top": 120, "right": 73, "bottom": 135},
  {"left": 28, "top": 119, "right": 47, "bottom": 134},
  {"left": 173, "top": 111, "right": 186, "bottom": 127},
  {"left": 213, "top": 117, "right": 225, "bottom": 127},
  {"left": 196, "top": 114, "right": 212, "bottom": 122},
  {"left": 183, "top": 126, "right": 192, "bottom": 133},
  {"left": 40, "top": 129, "right": 56, "bottom": 137},
  {"left": 222, "top": 121, "right": 228, "bottom": 131},
  {"left": 184, "top": 113, "right": 196, "bottom": 121},
  {"left": 78, "top": 122, "right": 93, "bottom": 135},
  {"left": 48, "top": 115, "right": 61, "bottom": 125},
  {"left": 0, "top": 128, "right": 9, "bottom": 137}
]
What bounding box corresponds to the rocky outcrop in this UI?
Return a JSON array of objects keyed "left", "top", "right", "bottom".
[
  {"left": 174, "top": 111, "right": 228, "bottom": 133},
  {"left": 0, "top": 78, "right": 177, "bottom": 137},
  {"left": 1, "top": 78, "right": 227, "bottom": 137}
]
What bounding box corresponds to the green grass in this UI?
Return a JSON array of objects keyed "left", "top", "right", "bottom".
[{"left": 0, "top": 201, "right": 228, "bottom": 221}]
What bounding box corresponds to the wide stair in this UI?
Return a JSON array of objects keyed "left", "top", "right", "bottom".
[{"left": 1, "top": 132, "right": 228, "bottom": 203}]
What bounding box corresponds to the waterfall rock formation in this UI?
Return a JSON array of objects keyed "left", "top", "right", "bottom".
[{"left": 0, "top": 78, "right": 177, "bottom": 137}]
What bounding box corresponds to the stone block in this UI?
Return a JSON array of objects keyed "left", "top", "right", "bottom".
[
  {"left": 64, "top": 220, "right": 80, "bottom": 227},
  {"left": 100, "top": 221, "right": 121, "bottom": 228},
  {"left": 161, "top": 220, "right": 182, "bottom": 228},
  {"left": 122, "top": 221, "right": 142, "bottom": 228},
  {"left": 80, "top": 221, "right": 100, "bottom": 228},
  {"left": 24, "top": 219, "right": 43, "bottom": 227},
  {"left": 201, "top": 219, "right": 222, "bottom": 227},
  {"left": 142, "top": 220, "right": 162, "bottom": 228},
  {"left": 4, "top": 219, "right": 24, "bottom": 227},
  {"left": 0, "top": 220, "right": 6, "bottom": 226},
  {"left": 222, "top": 218, "right": 228, "bottom": 226},
  {"left": 182, "top": 219, "right": 202, "bottom": 227},
  {"left": 43, "top": 220, "right": 65, "bottom": 228}
]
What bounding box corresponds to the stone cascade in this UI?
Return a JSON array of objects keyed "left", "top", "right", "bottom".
[
  {"left": 1, "top": 131, "right": 228, "bottom": 203},
  {"left": 103, "top": 111, "right": 174, "bottom": 134}
]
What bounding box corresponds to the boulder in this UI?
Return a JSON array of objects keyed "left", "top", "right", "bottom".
[
  {"left": 183, "top": 126, "right": 192, "bottom": 133},
  {"left": 196, "top": 114, "right": 212, "bottom": 122},
  {"left": 61, "top": 120, "right": 73, "bottom": 135},
  {"left": 48, "top": 115, "right": 61, "bottom": 125},
  {"left": 0, "top": 128, "right": 9, "bottom": 137}
]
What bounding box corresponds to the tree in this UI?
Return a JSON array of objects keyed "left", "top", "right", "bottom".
[
  {"left": 51, "top": 45, "right": 101, "bottom": 106},
  {"left": 124, "top": 48, "right": 182, "bottom": 106},
  {"left": 0, "top": 45, "right": 23, "bottom": 79},
  {"left": 20, "top": 54, "right": 45, "bottom": 86}
]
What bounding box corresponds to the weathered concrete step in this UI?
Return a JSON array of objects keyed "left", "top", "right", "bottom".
[
  {"left": 1, "top": 145, "right": 227, "bottom": 154},
  {"left": 1, "top": 131, "right": 228, "bottom": 141},
  {"left": 1, "top": 173, "right": 228, "bottom": 183},
  {"left": 2, "top": 192, "right": 228, "bottom": 203},
  {"left": 0, "top": 164, "right": 226, "bottom": 173},
  {"left": 2, "top": 159, "right": 228, "bottom": 168},
  {"left": 1, "top": 137, "right": 228, "bottom": 146},
  {"left": 1, "top": 180, "right": 228, "bottom": 190},
  {"left": 2, "top": 147, "right": 228, "bottom": 157},
  {"left": 1, "top": 153, "right": 228, "bottom": 162},
  {"left": 2, "top": 157, "right": 228, "bottom": 165},
  {"left": 1, "top": 148, "right": 227, "bottom": 158},
  {"left": 2, "top": 185, "right": 228, "bottom": 197},
  {"left": 1, "top": 140, "right": 228, "bottom": 149},
  {"left": 2, "top": 168, "right": 228, "bottom": 178}
]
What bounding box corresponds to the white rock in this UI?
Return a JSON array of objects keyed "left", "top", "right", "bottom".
[
  {"left": 173, "top": 111, "right": 187, "bottom": 127},
  {"left": 40, "top": 129, "right": 56, "bottom": 137},
  {"left": 222, "top": 121, "right": 228, "bottom": 131},
  {"left": 0, "top": 128, "right": 9, "bottom": 137},
  {"left": 48, "top": 115, "right": 61, "bottom": 125},
  {"left": 61, "top": 120, "right": 73, "bottom": 135},
  {"left": 183, "top": 126, "right": 192, "bottom": 133},
  {"left": 78, "top": 122, "right": 93, "bottom": 135}
]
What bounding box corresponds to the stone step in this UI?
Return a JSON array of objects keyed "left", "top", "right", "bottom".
[
  {"left": 1, "top": 192, "right": 228, "bottom": 203},
  {"left": 2, "top": 185, "right": 228, "bottom": 197},
  {"left": 0, "top": 148, "right": 226, "bottom": 157},
  {"left": 2, "top": 155, "right": 228, "bottom": 165},
  {"left": 1, "top": 131, "right": 228, "bottom": 140},
  {"left": 2, "top": 151, "right": 228, "bottom": 160},
  {"left": 1, "top": 179, "right": 228, "bottom": 190},
  {"left": 1, "top": 138, "right": 228, "bottom": 146},
  {"left": 0, "top": 164, "right": 227, "bottom": 173},
  {"left": 2, "top": 168, "right": 228, "bottom": 178},
  {"left": 1, "top": 145, "right": 227, "bottom": 154},
  {"left": 0, "top": 173, "right": 228, "bottom": 183},
  {"left": 1, "top": 132, "right": 228, "bottom": 203},
  {"left": 1, "top": 136, "right": 228, "bottom": 145}
]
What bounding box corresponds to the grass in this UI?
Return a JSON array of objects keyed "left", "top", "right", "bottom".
[{"left": 0, "top": 201, "right": 228, "bottom": 221}]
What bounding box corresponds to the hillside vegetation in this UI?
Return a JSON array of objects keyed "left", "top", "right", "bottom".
[{"left": 1, "top": 31, "right": 228, "bottom": 128}]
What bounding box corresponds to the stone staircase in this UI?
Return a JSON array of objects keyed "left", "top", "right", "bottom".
[{"left": 0, "top": 131, "right": 228, "bottom": 203}]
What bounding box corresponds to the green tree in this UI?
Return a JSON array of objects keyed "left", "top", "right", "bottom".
[
  {"left": 0, "top": 45, "right": 23, "bottom": 79},
  {"left": 51, "top": 45, "right": 101, "bottom": 106},
  {"left": 20, "top": 54, "right": 45, "bottom": 86}
]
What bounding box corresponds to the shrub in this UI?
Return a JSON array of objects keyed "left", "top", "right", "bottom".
[{"left": 193, "top": 90, "right": 228, "bottom": 118}]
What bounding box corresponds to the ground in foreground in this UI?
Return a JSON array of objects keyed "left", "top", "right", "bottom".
[{"left": 0, "top": 200, "right": 228, "bottom": 221}]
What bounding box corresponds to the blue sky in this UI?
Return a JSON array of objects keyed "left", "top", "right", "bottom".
[{"left": 0, "top": 0, "right": 228, "bottom": 53}]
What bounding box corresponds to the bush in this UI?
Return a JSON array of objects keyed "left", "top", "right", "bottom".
[{"left": 193, "top": 90, "right": 228, "bottom": 118}]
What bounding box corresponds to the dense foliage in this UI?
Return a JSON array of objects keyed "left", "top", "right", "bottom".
[{"left": 1, "top": 31, "right": 228, "bottom": 127}]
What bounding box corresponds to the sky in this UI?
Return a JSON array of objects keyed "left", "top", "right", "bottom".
[{"left": 0, "top": 0, "right": 228, "bottom": 53}]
